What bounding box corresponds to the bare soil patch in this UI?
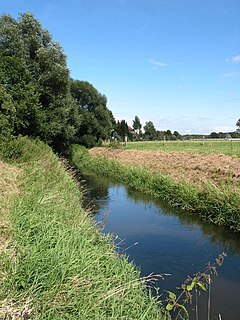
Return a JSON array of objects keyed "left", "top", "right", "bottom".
[{"left": 90, "top": 148, "right": 240, "bottom": 188}]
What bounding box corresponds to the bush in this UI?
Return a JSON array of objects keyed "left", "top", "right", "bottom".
[{"left": 0, "top": 136, "right": 49, "bottom": 162}]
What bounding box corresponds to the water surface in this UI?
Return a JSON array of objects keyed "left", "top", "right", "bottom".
[{"left": 80, "top": 172, "right": 240, "bottom": 320}]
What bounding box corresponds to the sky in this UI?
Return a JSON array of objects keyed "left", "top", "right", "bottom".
[{"left": 1, "top": 0, "right": 240, "bottom": 134}]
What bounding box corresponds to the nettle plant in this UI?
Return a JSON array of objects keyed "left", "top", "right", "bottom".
[{"left": 163, "top": 252, "right": 226, "bottom": 320}]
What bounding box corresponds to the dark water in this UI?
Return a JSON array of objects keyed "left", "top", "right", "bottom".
[{"left": 80, "top": 172, "right": 240, "bottom": 320}]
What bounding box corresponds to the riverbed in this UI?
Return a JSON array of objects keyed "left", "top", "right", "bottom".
[{"left": 80, "top": 171, "right": 240, "bottom": 319}]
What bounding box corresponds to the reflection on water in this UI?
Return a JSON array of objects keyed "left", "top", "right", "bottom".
[{"left": 79, "top": 171, "right": 240, "bottom": 320}]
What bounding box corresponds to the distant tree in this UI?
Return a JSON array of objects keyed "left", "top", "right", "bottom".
[
  {"left": 236, "top": 119, "right": 240, "bottom": 132},
  {"left": 132, "top": 116, "right": 142, "bottom": 134},
  {"left": 155, "top": 130, "right": 164, "bottom": 140},
  {"left": 209, "top": 132, "right": 219, "bottom": 139},
  {"left": 173, "top": 131, "right": 182, "bottom": 140},
  {"left": 144, "top": 121, "right": 156, "bottom": 140},
  {"left": 165, "top": 129, "right": 172, "bottom": 136},
  {"left": 115, "top": 120, "right": 129, "bottom": 140}
]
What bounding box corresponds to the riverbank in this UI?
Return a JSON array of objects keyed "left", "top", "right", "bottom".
[
  {"left": 0, "top": 138, "right": 162, "bottom": 319},
  {"left": 71, "top": 145, "right": 240, "bottom": 232}
]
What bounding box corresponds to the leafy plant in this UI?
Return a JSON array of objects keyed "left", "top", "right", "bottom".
[{"left": 163, "top": 252, "right": 226, "bottom": 320}]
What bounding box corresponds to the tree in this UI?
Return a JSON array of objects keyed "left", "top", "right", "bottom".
[
  {"left": 0, "top": 13, "right": 79, "bottom": 152},
  {"left": 144, "top": 121, "right": 156, "bottom": 140},
  {"left": 132, "top": 116, "right": 142, "bottom": 135},
  {"left": 236, "top": 119, "right": 240, "bottom": 132},
  {"left": 70, "top": 80, "right": 107, "bottom": 112},
  {"left": 70, "top": 79, "right": 115, "bottom": 146},
  {"left": 209, "top": 132, "right": 219, "bottom": 139},
  {"left": 0, "top": 12, "right": 116, "bottom": 151},
  {"left": 173, "top": 131, "right": 182, "bottom": 140},
  {"left": 115, "top": 120, "right": 129, "bottom": 140}
]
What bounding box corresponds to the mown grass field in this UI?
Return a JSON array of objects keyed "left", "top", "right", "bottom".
[{"left": 123, "top": 140, "right": 240, "bottom": 156}]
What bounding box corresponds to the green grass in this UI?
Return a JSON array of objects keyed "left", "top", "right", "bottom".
[
  {"left": 122, "top": 140, "right": 240, "bottom": 156},
  {"left": 71, "top": 144, "right": 240, "bottom": 233},
  {"left": 0, "top": 137, "right": 163, "bottom": 319}
]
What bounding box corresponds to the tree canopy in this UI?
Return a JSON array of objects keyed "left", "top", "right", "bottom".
[
  {"left": 0, "top": 12, "right": 115, "bottom": 152},
  {"left": 144, "top": 121, "right": 156, "bottom": 140},
  {"left": 133, "top": 116, "right": 142, "bottom": 134}
]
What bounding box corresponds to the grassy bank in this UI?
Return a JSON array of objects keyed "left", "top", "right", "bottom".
[
  {"left": 0, "top": 137, "right": 163, "bottom": 319},
  {"left": 71, "top": 145, "right": 240, "bottom": 233}
]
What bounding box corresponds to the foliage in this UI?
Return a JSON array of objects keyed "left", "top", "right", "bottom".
[
  {"left": 133, "top": 116, "right": 142, "bottom": 134},
  {"left": 115, "top": 120, "right": 130, "bottom": 140},
  {"left": 0, "top": 85, "right": 15, "bottom": 141},
  {"left": 0, "top": 13, "right": 78, "bottom": 152},
  {"left": 144, "top": 121, "right": 156, "bottom": 140},
  {"left": 0, "top": 13, "right": 115, "bottom": 152},
  {"left": 70, "top": 79, "right": 115, "bottom": 147},
  {"left": 163, "top": 252, "right": 226, "bottom": 320},
  {"left": 70, "top": 79, "right": 107, "bottom": 111},
  {"left": 0, "top": 55, "right": 41, "bottom": 138}
]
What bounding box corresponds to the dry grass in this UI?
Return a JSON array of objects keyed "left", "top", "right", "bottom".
[
  {"left": 0, "top": 161, "right": 22, "bottom": 319},
  {"left": 90, "top": 148, "right": 240, "bottom": 188},
  {"left": 0, "top": 297, "right": 32, "bottom": 320},
  {"left": 0, "top": 161, "right": 21, "bottom": 252}
]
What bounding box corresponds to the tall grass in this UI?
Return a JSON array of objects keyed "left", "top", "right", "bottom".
[
  {"left": 0, "top": 137, "right": 163, "bottom": 319},
  {"left": 71, "top": 144, "right": 240, "bottom": 233}
]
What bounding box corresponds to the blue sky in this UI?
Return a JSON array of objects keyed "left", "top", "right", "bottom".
[{"left": 1, "top": 0, "right": 240, "bottom": 134}]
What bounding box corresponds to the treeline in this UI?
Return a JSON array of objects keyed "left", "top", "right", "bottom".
[
  {"left": 0, "top": 13, "right": 115, "bottom": 153},
  {"left": 114, "top": 118, "right": 182, "bottom": 141},
  {"left": 113, "top": 119, "right": 240, "bottom": 142}
]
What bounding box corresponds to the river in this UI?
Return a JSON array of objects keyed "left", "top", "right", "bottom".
[{"left": 79, "top": 171, "right": 240, "bottom": 320}]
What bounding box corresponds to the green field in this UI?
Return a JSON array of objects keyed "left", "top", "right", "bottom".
[{"left": 123, "top": 140, "right": 240, "bottom": 156}]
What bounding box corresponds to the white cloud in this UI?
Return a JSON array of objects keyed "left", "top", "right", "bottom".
[
  {"left": 232, "top": 55, "right": 240, "bottom": 63},
  {"left": 149, "top": 58, "right": 167, "bottom": 68}
]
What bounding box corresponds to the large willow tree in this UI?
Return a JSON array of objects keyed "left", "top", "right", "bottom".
[
  {"left": 0, "top": 13, "right": 79, "bottom": 151},
  {"left": 0, "top": 13, "right": 115, "bottom": 151}
]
